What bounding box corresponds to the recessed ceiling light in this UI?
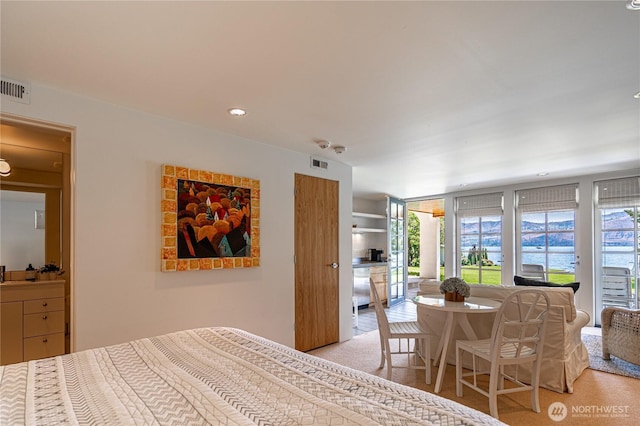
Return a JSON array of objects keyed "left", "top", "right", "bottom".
[
  {"left": 627, "top": 0, "right": 640, "bottom": 10},
  {"left": 228, "top": 108, "right": 247, "bottom": 117},
  {"left": 537, "top": 172, "right": 549, "bottom": 176},
  {"left": 634, "top": 91, "right": 640, "bottom": 99}
]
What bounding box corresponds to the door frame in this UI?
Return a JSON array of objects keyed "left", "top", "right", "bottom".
[
  {"left": 1, "top": 113, "right": 75, "bottom": 353},
  {"left": 387, "top": 196, "right": 407, "bottom": 307}
]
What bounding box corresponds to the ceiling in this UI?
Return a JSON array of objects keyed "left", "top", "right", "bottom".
[{"left": 1, "top": 1, "right": 638, "bottom": 200}]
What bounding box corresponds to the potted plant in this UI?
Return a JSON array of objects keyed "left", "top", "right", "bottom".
[
  {"left": 39, "top": 262, "right": 62, "bottom": 280},
  {"left": 440, "top": 277, "right": 470, "bottom": 302}
]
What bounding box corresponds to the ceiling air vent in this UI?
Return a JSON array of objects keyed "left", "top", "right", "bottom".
[
  {"left": 310, "top": 156, "right": 328, "bottom": 170},
  {"left": 1, "top": 77, "right": 31, "bottom": 104}
]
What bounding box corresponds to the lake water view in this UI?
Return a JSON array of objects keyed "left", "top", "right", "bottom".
[{"left": 462, "top": 245, "right": 635, "bottom": 273}]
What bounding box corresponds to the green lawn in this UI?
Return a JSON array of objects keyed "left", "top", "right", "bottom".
[{"left": 408, "top": 265, "right": 576, "bottom": 285}]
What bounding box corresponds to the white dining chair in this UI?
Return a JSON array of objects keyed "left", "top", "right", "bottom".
[
  {"left": 455, "top": 289, "right": 550, "bottom": 420},
  {"left": 369, "top": 278, "right": 431, "bottom": 384}
]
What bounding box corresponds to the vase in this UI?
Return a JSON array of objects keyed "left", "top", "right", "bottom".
[{"left": 444, "top": 291, "right": 465, "bottom": 302}]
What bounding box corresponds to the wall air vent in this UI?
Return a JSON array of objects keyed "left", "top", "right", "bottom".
[
  {"left": 1, "top": 77, "right": 31, "bottom": 104},
  {"left": 310, "top": 156, "right": 328, "bottom": 170}
]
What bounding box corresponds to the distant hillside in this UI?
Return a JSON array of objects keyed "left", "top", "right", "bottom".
[{"left": 460, "top": 210, "right": 635, "bottom": 247}]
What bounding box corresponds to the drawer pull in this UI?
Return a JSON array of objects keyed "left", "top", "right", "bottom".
[
  {"left": 42, "top": 315, "right": 48, "bottom": 320},
  {"left": 42, "top": 302, "right": 48, "bottom": 307},
  {"left": 43, "top": 338, "right": 48, "bottom": 343}
]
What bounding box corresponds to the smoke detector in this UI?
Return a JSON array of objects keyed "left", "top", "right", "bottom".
[{"left": 315, "top": 139, "right": 331, "bottom": 149}]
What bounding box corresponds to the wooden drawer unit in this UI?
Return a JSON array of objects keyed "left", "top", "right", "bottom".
[
  {"left": 24, "top": 310, "right": 65, "bottom": 338},
  {"left": 0, "top": 280, "right": 65, "bottom": 365},
  {"left": 24, "top": 297, "right": 65, "bottom": 314},
  {"left": 23, "top": 333, "right": 65, "bottom": 362}
]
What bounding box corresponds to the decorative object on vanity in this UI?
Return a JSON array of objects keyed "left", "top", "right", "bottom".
[
  {"left": 25, "top": 264, "right": 36, "bottom": 281},
  {"left": 39, "top": 262, "right": 63, "bottom": 280},
  {"left": 440, "top": 277, "right": 470, "bottom": 301},
  {"left": 161, "top": 164, "right": 260, "bottom": 272}
]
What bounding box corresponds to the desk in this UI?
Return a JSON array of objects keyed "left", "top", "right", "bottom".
[{"left": 413, "top": 295, "right": 501, "bottom": 393}]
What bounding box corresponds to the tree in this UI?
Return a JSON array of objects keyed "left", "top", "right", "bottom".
[{"left": 408, "top": 212, "right": 420, "bottom": 267}]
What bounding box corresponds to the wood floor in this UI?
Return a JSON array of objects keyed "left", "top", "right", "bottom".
[{"left": 353, "top": 285, "right": 419, "bottom": 336}]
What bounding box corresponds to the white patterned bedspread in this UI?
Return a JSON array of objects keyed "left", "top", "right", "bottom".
[{"left": 0, "top": 327, "right": 504, "bottom": 425}]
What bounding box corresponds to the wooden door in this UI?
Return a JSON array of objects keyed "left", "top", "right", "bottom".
[{"left": 294, "top": 174, "right": 339, "bottom": 351}]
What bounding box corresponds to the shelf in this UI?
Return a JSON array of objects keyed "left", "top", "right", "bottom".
[
  {"left": 352, "top": 212, "right": 386, "bottom": 219},
  {"left": 352, "top": 227, "right": 386, "bottom": 233},
  {"left": 352, "top": 211, "right": 387, "bottom": 233}
]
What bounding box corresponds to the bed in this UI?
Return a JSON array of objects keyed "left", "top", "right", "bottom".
[{"left": 0, "top": 327, "right": 503, "bottom": 425}]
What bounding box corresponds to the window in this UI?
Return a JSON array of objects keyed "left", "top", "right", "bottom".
[
  {"left": 594, "top": 177, "right": 640, "bottom": 310},
  {"left": 456, "top": 193, "right": 503, "bottom": 284},
  {"left": 516, "top": 184, "right": 578, "bottom": 282}
]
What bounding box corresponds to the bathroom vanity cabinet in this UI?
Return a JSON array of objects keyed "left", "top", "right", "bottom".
[{"left": 0, "top": 280, "right": 65, "bottom": 365}]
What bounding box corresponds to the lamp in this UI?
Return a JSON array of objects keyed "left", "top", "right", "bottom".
[{"left": 0, "top": 158, "right": 11, "bottom": 177}]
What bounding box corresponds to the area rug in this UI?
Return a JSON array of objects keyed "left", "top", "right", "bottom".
[{"left": 582, "top": 333, "right": 640, "bottom": 379}]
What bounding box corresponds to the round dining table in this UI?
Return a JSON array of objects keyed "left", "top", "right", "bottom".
[{"left": 412, "top": 295, "right": 502, "bottom": 393}]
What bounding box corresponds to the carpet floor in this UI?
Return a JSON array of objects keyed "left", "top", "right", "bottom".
[
  {"left": 582, "top": 333, "right": 640, "bottom": 379},
  {"left": 310, "top": 330, "right": 639, "bottom": 426}
]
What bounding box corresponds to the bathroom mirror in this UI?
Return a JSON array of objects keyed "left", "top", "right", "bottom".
[{"left": 0, "top": 190, "right": 46, "bottom": 270}]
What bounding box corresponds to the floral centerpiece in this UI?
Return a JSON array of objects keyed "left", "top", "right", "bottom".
[{"left": 439, "top": 277, "right": 470, "bottom": 302}]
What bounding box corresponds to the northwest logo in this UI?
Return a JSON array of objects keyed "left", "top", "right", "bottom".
[{"left": 548, "top": 402, "right": 568, "bottom": 422}]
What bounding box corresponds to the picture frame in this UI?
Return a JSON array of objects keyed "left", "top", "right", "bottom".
[{"left": 161, "top": 164, "right": 260, "bottom": 271}]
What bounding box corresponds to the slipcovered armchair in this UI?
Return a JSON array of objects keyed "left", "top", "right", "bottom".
[{"left": 601, "top": 307, "right": 640, "bottom": 366}]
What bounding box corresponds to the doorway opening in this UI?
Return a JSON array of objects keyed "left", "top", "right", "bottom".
[
  {"left": 0, "top": 115, "right": 73, "bottom": 353},
  {"left": 406, "top": 198, "right": 445, "bottom": 283}
]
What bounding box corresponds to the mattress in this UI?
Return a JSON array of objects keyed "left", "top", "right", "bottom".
[{"left": 0, "top": 327, "right": 503, "bottom": 425}]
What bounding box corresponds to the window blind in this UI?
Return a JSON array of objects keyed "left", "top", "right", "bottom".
[
  {"left": 516, "top": 184, "right": 578, "bottom": 212},
  {"left": 456, "top": 192, "right": 503, "bottom": 217},
  {"left": 595, "top": 176, "right": 640, "bottom": 208}
]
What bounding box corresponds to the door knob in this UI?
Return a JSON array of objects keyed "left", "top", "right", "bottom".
[{"left": 329, "top": 262, "right": 339, "bottom": 269}]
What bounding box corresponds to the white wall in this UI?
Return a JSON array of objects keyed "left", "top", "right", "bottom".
[{"left": 1, "top": 83, "right": 353, "bottom": 351}]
